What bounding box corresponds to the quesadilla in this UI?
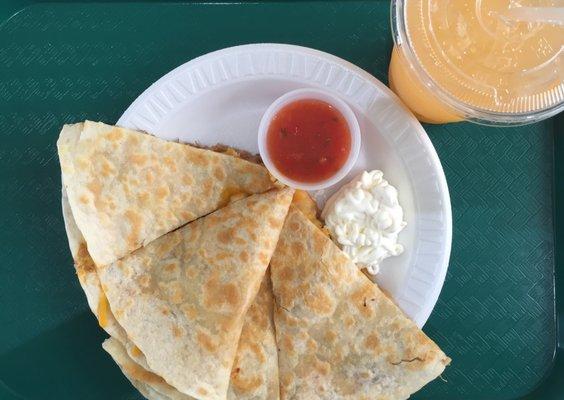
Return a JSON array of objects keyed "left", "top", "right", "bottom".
[
  {"left": 63, "top": 185, "right": 156, "bottom": 370},
  {"left": 65, "top": 188, "right": 280, "bottom": 400},
  {"left": 58, "top": 121, "right": 275, "bottom": 266},
  {"left": 97, "top": 188, "right": 293, "bottom": 400},
  {"left": 102, "top": 274, "right": 279, "bottom": 400},
  {"left": 270, "top": 207, "right": 450, "bottom": 400},
  {"left": 227, "top": 271, "right": 279, "bottom": 400},
  {"left": 62, "top": 181, "right": 128, "bottom": 343}
]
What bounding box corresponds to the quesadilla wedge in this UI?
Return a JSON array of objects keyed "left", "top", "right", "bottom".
[
  {"left": 62, "top": 180, "right": 128, "bottom": 343},
  {"left": 102, "top": 274, "right": 279, "bottom": 400},
  {"left": 97, "top": 188, "right": 293, "bottom": 400},
  {"left": 58, "top": 121, "right": 275, "bottom": 266},
  {"left": 270, "top": 207, "right": 450, "bottom": 400},
  {"left": 63, "top": 185, "right": 155, "bottom": 371},
  {"left": 227, "top": 271, "right": 279, "bottom": 400},
  {"left": 63, "top": 186, "right": 284, "bottom": 400},
  {"left": 66, "top": 190, "right": 280, "bottom": 400}
]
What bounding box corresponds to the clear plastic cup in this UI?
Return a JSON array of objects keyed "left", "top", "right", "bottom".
[{"left": 389, "top": 0, "right": 564, "bottom": 125}]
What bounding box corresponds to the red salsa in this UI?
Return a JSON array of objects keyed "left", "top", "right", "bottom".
[{"left": 266, "top": 99, "right": 351, "bottom": 183}]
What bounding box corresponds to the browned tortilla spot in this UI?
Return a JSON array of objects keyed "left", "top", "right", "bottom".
[
  {"left": 166, "top": 281, "right": 185, "bottom": 305},
  {"left": 281, "top": 335, "right": 294, "bottom": 353},
  {"left": 364, "top": 333, "right": 381, "bottom": 353},
  {"left": 181, "top": 174, "right": 194, "bottom": 186},
  {"left": 201, "top": 180, "right": 213, "bottom": 197},
  {"left": 268, "top": 217, "right": 280, "bottom": 228},
  {"left": 248, "top": 342, "right": 266, "bottom": 363},
  {"left": 76, "top": 158, "right": 88, "bottom": 170},
  {"left": 137, "top": 192, "right": 149, "bottom": 207},
  {"left": 129, "top": 154, "right": 149, "bottom": 166},
  {"left": 105, "top": 129, "right": 124, "bottom": 141},
  {"left": 180, "top": 304, "right": 196, "bottom": 320},
  {"left": 304, "top": 286, "right": 334, "bottom": 315},
  {"left": 192, "top": 152, "right": 209, "bottom": 167},
  {"left": 75, "top": 244, "right": 96, "bottom": 276},
  {"left": 258, "top": 252, "right": 269, "bottom": 265},
  {"left": 279, "top": 266, "right": 294, "bottom": 282},
  {"left": 351, "top": 285, "right": 375, "bottom": 317},
  {"left": 197, "top": 331, "right": 218, "bottom": 353},
  {"left": 217, "top": 229, "right": 232, "bottom": 244},
  {"left": 291, "top": 241, "right": 305, "bottom": 256},
  {"left": 289, "top": 221, "right": 300, "bottom": 232},
  {"left": 100, "top": 159, "right": 115, "bottom": 177},
  {"left": 163, "top": 263, "right": 177, "bottom": 273},
  {"left": 124, "top": 209, "right": 143, "bottom": 248},
  {"left": 155, "top": 185, "right": 169, "bottom": 200},
  {"left": 171, "top": 325, "right": 183, "bottom": 338},
  {"left": 232, "top": 374, "right": 263, "bottom": 394},
  {"left": 239, "top": 250, "right": 250, "bottom": 263},
  {"left": 306, "top": 338, "right": 318, "bottom": 352},
  {"left": 137, "top": 274, "right": 151, "bottom": 288},
  {"left": 214, "top": 166, "right": 226, "bottom": 181},
  {"left": 162, "top": 156, "right": 177, "bottom": 172},
  {"left": 204, "top": 275, "right": 241, "bottom": 310},
  {"left": 324, "top": 330, "right": 337, "bottom": 344},
  {"left": 145, "top": 170, "right": 154, "bottom": 185},
  {"left": 87, "top": 180, "right": 102, "bottom": 199}
]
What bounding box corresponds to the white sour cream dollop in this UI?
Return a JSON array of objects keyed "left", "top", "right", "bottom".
[{"left": 321, "top": 170, "right": 406, "bottom": 275}]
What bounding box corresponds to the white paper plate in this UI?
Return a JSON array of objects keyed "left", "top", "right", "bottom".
[{"left": 118, "top": 43, "right": 452, "bottom": 327}]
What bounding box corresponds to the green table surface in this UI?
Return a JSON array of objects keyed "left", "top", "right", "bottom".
[{"left": 0, "top": 1, "right": 562, "bottom": 399}]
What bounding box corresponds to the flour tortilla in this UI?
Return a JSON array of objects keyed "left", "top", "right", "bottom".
[
  {"left": 66, "top": 189, "right": 280, "bottom": 400},
  {"left": 62, "top": 177, "right": 128, "bottom": 344},
  {"left": 227, "top": 271, "right": 279, "bottom": 400},
  {"left": 103, "top": 337, "right": 192, "bottom": 400},
  {"left": 60, "top": 123, "right": 283, "bottom": 399},
  {"left": 63, "top": 184, "right": 153, "bottom": 371},
  {"left": 270, "top": 207, "right": 450, "bottom": 400},
  {"left": 58, "top": 121, "right": 275, "bottom": 266},
  {"left": 102, "top": 274, "right": 279, "bottom": 400},
  {"left": 97, "top": 188, "right": 293, "bottom": 400}
]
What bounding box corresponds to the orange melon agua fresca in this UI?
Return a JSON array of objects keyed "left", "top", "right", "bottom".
[{"left": 389, "top": 0, "right": 564, "bottom": 124}]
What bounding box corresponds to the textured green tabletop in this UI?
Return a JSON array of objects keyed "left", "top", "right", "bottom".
[{"left": 0, "top": 1, "right": 561, "bottom": 399}]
